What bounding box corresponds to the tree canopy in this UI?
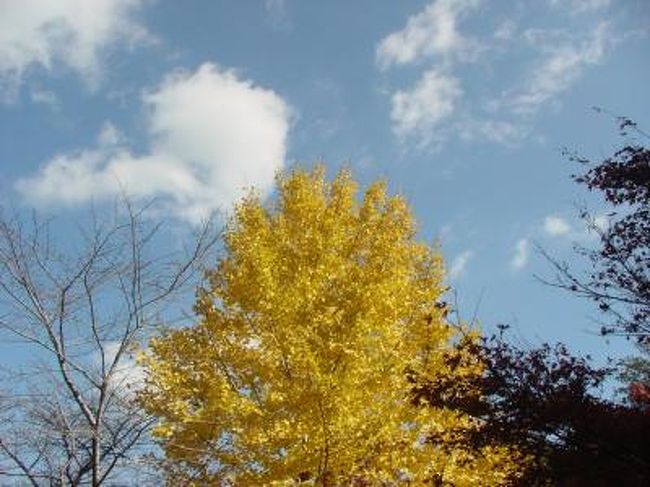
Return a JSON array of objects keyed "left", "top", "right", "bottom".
[{"left": 138, "top": 167, "right": 525, "bottom": 485}]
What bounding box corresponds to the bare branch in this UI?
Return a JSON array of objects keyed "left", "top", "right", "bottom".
[{"left": 0, "top": 199, "right": 220, "bottom": 485}]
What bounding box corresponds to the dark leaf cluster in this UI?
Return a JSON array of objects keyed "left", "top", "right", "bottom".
[{"left": 413, "top": 329, "right": 650, "bottom": 485}]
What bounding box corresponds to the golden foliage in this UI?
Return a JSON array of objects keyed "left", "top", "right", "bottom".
[{"left": 139, "top": 167, "right": 526, "bottom": 485}]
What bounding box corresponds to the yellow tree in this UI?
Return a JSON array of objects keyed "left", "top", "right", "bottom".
[{"left": 139, "top": 167, "right": 526, "bottom": 485}]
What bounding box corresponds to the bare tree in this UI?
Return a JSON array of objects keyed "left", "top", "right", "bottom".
[{"left": 0, "top": 200, "right": 219, "bottom": 486}]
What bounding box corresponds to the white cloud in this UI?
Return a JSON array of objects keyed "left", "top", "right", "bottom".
[
  {"left": 376, "top": 1, "right": 625, "bottom": 149},
  {"left": 581, "top": 213, "right": 610, "bottom": 239},
  {"left": 593, "top": 214, "right": 609, "bottom": 232},
  {"left": 458, "top": 118, "right": 529, "bottom": 146},
  {"left": 30, "top": 87, "right": 59, "bottom": 108},
  {"left": 508, "top": 22, "right": 609, "bottom": 115},
  {"left": 376, "top": 0, "right": 481, "bottom": 70},
  {"left": 449, "top": 250, "right": 473, "bottom": 280},
  {"left": 543, "top": 215, "right": 571, "bottom": 236},
  {"left": 542, "top": 213, "right": 610, "bottom": 242},
  {"left": 95, "top": 341, "right": 145, "bottom": 394},
  {"left": 511, "top": 238, "right": 529, "bottom": 271},
  {"left": 97, "top": 121, "right": 124, "bottom": 147},
  {"left": 391, "top": 70, "right": 462, "bottom": 146},
  {"left": 16, "top": 63, "right": 292, "bottom": 223},
  {"left": 0, "top": 0, "right": 151, "bottom": 98}
]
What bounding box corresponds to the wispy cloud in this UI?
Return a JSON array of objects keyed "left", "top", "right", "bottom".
[
  {"left": 548, "top": 0, "right": 611, "bottom": 15},
  {"left": 449, "top": 250, "right": 474, "bottom": 280},
  {"left": 592, "top": 214, "right": 609, "bottom": 232},
  {"left": 16, "top": 63, "right": 292, "bottom": 223},
  {"left": 390, "top": 70, "right": 462, "bottom": 146},
  {"left": 493, "top": 19, "right": 517, "bottom": 41},
  {"left": 543, "top": 215, "right": 571, "bottom": 236},
  {"left": 376, "top": 0, "right": 481, "bottom": 70},
  {"left": 506, "top": 22, "right": 610, "bottom": 115},
  {"left": 542, "top": 212, "right": 611, "bottom": 242},
  {"left": 511, "top": 238, "right": 529, "bottom": 271},
  {"left": 376, "top": 0, "right": 484, "bottom": 149},
  {"left": 457, "top": 118, "right": 529, "bottom": 146},
  {"left": 94, "top": 342, "right": 145, "bottom": 395},
  {"left": 264, "top": 0, "right": 292, "bottom": 31},
  {"left": 0, "top": 0, "right": 153, "bottom": 100},
  {"left": 29, "top": 88, "right": 60, "bottom": 109},
  {"left": 376, "top": 0, "right": 625, "bottom": 150}
]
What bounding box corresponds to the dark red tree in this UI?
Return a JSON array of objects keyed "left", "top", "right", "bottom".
[{"left": 413, "top": 329, "right": 650, "bottom": 485}]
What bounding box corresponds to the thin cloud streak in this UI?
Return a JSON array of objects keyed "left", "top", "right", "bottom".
[{"left": 511, "top": 238, "right": 529, "bottom": 271}]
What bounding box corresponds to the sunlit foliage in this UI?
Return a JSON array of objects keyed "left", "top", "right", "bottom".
[{"left": 139, "top": 167, "right": 525, "bottom": 485}]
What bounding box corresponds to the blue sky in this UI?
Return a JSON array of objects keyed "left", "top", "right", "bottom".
[{"left": 1, "top": 0, "right": 649, "bottom": 363}]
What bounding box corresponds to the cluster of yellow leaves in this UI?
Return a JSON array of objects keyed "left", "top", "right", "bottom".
[{"left": 139, "top": 167, "right": 527, "bottom": 485}]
